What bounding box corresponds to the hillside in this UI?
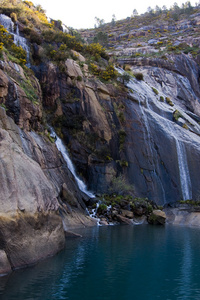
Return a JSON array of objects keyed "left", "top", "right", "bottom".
[{"left": 0, "top": 0, "right": 200, "bottom": 275}]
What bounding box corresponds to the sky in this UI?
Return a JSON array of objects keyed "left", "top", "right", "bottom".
[{"left": 31, "top": 0, "right": 198, "bottom": 29}]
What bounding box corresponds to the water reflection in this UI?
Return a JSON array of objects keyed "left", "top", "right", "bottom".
[{"left": 1, "top": 225, "right": 200, "bottom": 300}]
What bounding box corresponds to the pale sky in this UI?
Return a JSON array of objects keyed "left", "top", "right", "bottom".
[{"left": 32, "top": 0, "right": 198, "bottom": 29}]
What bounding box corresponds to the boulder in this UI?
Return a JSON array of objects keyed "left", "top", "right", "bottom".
[
  {"left": 121, "top": 209, "right": 134, "bottom": 219},
  {"left": 99, "top": 218, "right": 109, "bottom": 225},
  {"left": 65, "top": 59, "right": 83, "bottom": 79},
  {"left": 148, "top": 210, "right": 166, "bottom": 225},
  {"left": 116, "top": 214, "right": 134, "bottom": 225}
]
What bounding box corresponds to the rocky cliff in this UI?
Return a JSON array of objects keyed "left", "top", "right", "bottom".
[
  {"left": 36, "top": 52, "right": 200, "bottom": 205},
  {"left": 0, "top": 1, "right": 200, "bottom": 275},
  {"left": 0, "top": 57, "right": 95, "bottom": 275}
]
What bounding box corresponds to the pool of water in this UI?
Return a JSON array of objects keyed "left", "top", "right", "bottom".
[{"left": 1, "top": 224, "right": 200, "bottom": 300}]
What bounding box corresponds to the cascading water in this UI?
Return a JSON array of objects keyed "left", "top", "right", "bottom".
[
  {"left": 119, "top": 68, "right": 167, "bottom": 203},
  {"left": 0, "top": 14, "right": 30, "bottom": 66},
  {"left": 160, "top": 115, "right": 192, "bottom": 201},
  {"left": 176, "top": 140, "right": 192, "bottom": 200},
  {"left": 50, "top": 128, "right": 95, "bottom": 199},
  {"left": 117, "top": 67, "right": 193, "bottom": 202},
  {"left": 0, "top": 14, "right": 14, "bottom": 31}
]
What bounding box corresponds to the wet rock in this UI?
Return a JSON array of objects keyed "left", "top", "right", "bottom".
[
  {"left": 115, "top": 214, "right": 134, "bottom": 225},
  {"left": 0, "top": 107, "right": 97, "bottom": 275},
  {"left": 148, "top": 39, "right": 158, "bottom": 45},
  {"left": 0, "top": 251, "right": 12, "bottom": 275},
  {"left": 164, "top": 207, "right": 200, "bottom": 226},
  {"left": 148, "top": 210, "right": 166, "bottom": 225},
  {"left": 99, "top": 218, "right": 109, "bottom": 225},
  {"left": 121, "top": 209, "right": 134, "bottom": 219},
  {"left": 64, "top": 231, "right": 82, "bottom": 238}
]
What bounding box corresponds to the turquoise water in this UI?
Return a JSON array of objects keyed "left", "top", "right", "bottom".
[{"left": 1, "top": 225, "right": 200, "bottom": 300}]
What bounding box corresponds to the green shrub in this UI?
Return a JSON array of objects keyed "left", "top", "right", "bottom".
[
  {"left": 118, "top": 129, "right": 126, "bottom": 151},
  {"left": 109, "top": 174, "right": 134, "bottom": 195},
  {"left": 159, "top": 96, "right": 164, "bottom": 102},
  {"left": 101, "top": 64, "right": 118, "bottom": 81},
  {"left": 97, "top": 204, "right": 107, "bottom": 215},
  {"left": 77, "top": 75, "right": 82, "bottom": 81},
  {"left": 118, "top": 72, "right": 131, "bottom": 84},
  {"left": 173, "top": 109, "right": 182, "bottom": 121},
  {"left": 152, "top": 87, "right": 159, "bottom": 95},
  {"left": 182, "top": 123, "right": 188, "bottom": 129},
  {"left": 166, "top": 97, "right": 174, "bottom": 106},
  {"left": 134, "top": 72, "right": 143, "bottom": 81}
]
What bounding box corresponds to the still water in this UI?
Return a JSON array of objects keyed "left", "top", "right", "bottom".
[{"left": 1, "top": 225, "right": 200, "bottom": 300}]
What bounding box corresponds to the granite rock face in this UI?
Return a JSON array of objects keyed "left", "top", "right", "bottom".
[
  {"left": 35, "top": 53, "right": 200, "bottom": 206},
  {"left": 0, "top": 107, "right": 65, "bottom": 273},
  {"left": 0, "top": 102, "right": 95, "bottom": 275}
]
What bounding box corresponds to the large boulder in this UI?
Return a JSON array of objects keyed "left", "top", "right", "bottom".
[{"left": 148, "top": 210, "right": 166, "bottom": 225}]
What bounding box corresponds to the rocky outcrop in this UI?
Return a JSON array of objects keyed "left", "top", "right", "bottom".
[
  {"left": 0, "top": 59, "right": 43, "bottom": 131},
  {"left": 0, "top": 101, "right": 96, "bottom": 275},
  {"left": 148, "top": 210, "right": 166, "bottom": 225},
  {"left": 33, "top": 51, "right": 200, "bottom": 206},
  {"left": 0, "top": 107, "right": 64, "bottom": 273},
  {"left": 164, "top": 206, "right": 200, "bottom": 227}
]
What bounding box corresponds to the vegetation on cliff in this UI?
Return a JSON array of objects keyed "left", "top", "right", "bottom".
[{"left": 1, "top": 0, "right": 200, "bottom": 207}]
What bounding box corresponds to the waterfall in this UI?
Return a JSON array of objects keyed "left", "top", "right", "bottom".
[
  {"left": 117, "top": 67, "right": 192, "bottom": 202},
  {"left": 0, "top": 14, "right": 30, "bottom": 66},
  {"left": 14, "top": 24, "right": 30, "bottom": 66},
  {"left": 175, "top": 139, "right": 192, "bottom": 200},
  {"left": 50, "top": 129, "right": 95, "bottom": 199},
  {"left": 0, "top": 14, "right": 14, "bottom": 32},
  {"left": 162, "top": 117, "right": 192, "bottom": 201},
  {"left": 123, "top": 71, "right": 167, "bottom": 203}
]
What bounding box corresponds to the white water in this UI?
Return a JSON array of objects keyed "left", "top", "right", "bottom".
[
  {"left": 88, "top": 202, "right": 101, "bottom": 225},
  {"left": 0, "top": 14, "right": 30, "bottom": 66},
  {"left": 162, "top": 118, "right": 192, "bottom": 200},
  {"left": 50, "top": 129, "right": 95, "bottom": 199},
  {"left": 175, "top": 139, "right": 192, "bottom": 200},
  {"left": 119, "top": 68, "right": 167, "bottom": 203},
  {"left": 117, "top": 67, "right": 192, "bottom": 201}
]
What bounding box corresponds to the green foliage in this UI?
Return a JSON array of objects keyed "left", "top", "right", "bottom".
[
  {"left": 77, "top": 75, "right": 82, "bottom": 81},
  {"left": 118, "top": 129, "right": 126, "bottom": 151},
  {"left": 116, "top": 160, "right": 129, "bottom": 167},
  {"left": 0, "top": 103, "right": 8, "bottom": 111},
  {"left": 173, "top": 109, "right": 182, "bottom": 121},
  {"left": 0, "top": 24, "right": 26, "bottom": 65},
  {"left": 152, "top": 87, "right": 159, "bottom": 95},
  {"left": 18, "top": 77, "right": 39, "bottom": 103},
  {"left": 109, "top": 174, "right": 134, "bottom": 195},
  {"left": 182, "top": 123, "right": 188, "bottom": 130},
  {"left": 95, "top": 144, "right": 111, "bottom": 161},
  {"left": 101, "top": 64, "right": 118, "bottom": 81},
  {"left": 89, "top": 63, "right": 100, "bottom": 75},
  {"left": 42, "top": 30, "right": 83, "bottom": 52},
  {"left": 134, "top": 72, "right": 143, "bottom": 81},
  {"left": 159, "top": 96, "right": 164, "bottom": 102},
  {"left": 130, "top": 197, "right": 153, "bottom": 216},
  {"left": 10, "top": 12, "right": 17, "bottom": 22},
  {"left": 118, "top": 72, "right": 131, "bottom": 84},
  {"left": 93, "top": 31, "right": 108, "bottom": 46},
  {"left": 85, "top": 42, "right": 109, "bottom": 60},
  {"left": 179, "top": 200, "right": 200, "bottom": 206},
  {"left": 89, "top": 62, "right": 117, "bottom": 82},
  {"left": 97, "top": 203, "right": 107, "bottom": 215},
  {"left": 166, "top": 97, "right": 174, "bottom": 106}
]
